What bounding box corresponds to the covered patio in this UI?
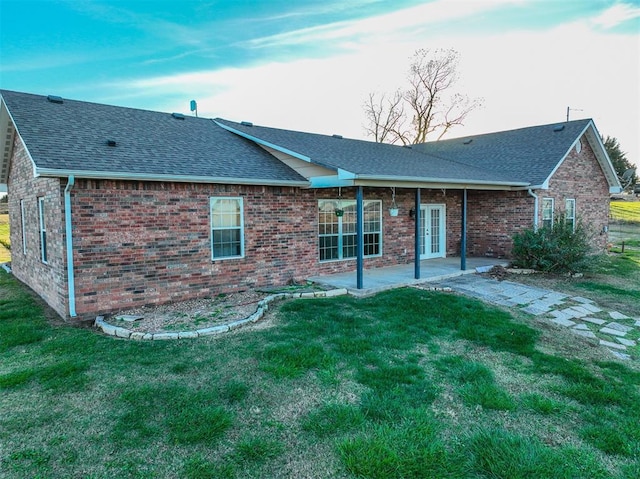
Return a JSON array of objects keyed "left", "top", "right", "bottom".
[{"left": 308, "top": 256, "right": 507, "bottom": 296}]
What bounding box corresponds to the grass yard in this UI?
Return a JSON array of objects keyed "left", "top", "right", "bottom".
[
  {"left": 2, "top": 269, "right": 640, "bottom": 478},
  {"left": 0, "top": 214, "right": 10, "bottom": 263}
]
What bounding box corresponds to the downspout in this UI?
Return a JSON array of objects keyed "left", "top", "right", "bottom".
[
  {"left": 528, "top": 189, "right": 539, "bottom": 231},
  {"left": 64, "top": 176, "right": 77, "bottom": 318}
]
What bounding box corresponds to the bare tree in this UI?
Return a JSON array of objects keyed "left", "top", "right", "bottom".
[{"left": 364, "top": 49, "right": 482, "bottom": 145}]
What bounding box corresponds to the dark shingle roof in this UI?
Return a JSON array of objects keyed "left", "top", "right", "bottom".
[
  {"left": 412, "top": 119, "right": 593, "bottom": 186},
  {"left": 214, "top": 118, "right": 526, "bottom": 185},
  {"left": 0, "top": 90, "right": 307, "bottom": 185}
]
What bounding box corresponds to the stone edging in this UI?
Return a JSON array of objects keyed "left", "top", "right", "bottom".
[{"left": 94, "top": 289, "right": 348, "bottom": 340}]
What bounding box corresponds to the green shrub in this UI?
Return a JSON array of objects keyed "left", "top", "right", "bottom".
[{"left": 511, "top": 214, "right": 596, "bottom": 273}]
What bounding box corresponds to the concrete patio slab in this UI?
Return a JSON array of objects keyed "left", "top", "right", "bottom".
[{"left": 308, "top": 257, "right": 507, "bottom": 296}]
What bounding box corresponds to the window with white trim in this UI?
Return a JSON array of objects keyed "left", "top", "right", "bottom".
[
  {"left": 542, "top": 198, "right": 554, "bottom": 229},
  {"left": 38, "top": 197, "right": 47, "bottom": 263},
  {"left": 20, "top": 199, "right": 27, "bottom": 255},
  {"left": 565, "top": 198, "right": 576, "bottom": 232},
  {"left": 318, "top": 199, "right": 381, "bottom": 261},
  {"left": 210, "top": 197, "right": 244, "bottom": 260}
]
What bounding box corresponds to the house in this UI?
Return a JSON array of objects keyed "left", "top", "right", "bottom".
[{"left": 0, "top": 90, "right": 621, "bottom": 320}]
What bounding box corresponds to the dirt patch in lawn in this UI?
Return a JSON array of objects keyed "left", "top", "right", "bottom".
[{"left": 106, "top": 290, "right": 271, "bottom": 334}]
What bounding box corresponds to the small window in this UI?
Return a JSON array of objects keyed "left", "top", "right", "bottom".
[
  {"left": 542, "top": 198, "right": 554, "bottom": 229},
  {"left": 20, "top": 199, "right": 27, "bottom": 255},
  {"left": 210, "top": 197, "right": 244, "bottom": 260},
  {"left": 38, "top": 197, "right": 47, "bottom": 263},
  {"left": 318, "top": 199, "right": 382, "bottom": 261},
  {"left": 565, "top": 199, "right": 576, "bottom": 232}
]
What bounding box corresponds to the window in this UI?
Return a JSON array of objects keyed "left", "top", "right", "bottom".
[
  {"left": 541, "top": 198, "right": 554, "bottom": 229},
  {"left": 38, "top": 197, "right": 47, "bottom": 263},
  {"left": 565, "top": 198, "right": 576, "bottom": 232},
  {"left": 210, "top": 197, "right": 244, "bottom": 259},
  {"left": 318, "top": 199, "right": 381, "bottom": 261},
  {"left": 20, "top": 199, "right": 26, "bottom": 255}
]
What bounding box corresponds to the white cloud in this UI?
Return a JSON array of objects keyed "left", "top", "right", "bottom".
[
  {"left": 105, "top": 1, "right": 640, "bottom": 168},
  {"left": 591, "top": 3, "right": 640, "bottom": 28}
]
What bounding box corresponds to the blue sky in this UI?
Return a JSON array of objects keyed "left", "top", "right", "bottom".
[{"left": 1, "top": 0, "right": 639, "bottom": 168}]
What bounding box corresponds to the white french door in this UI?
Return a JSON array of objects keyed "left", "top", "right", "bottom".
[{"left": 419, "top": 204, "right": 446, "bottom": 259}]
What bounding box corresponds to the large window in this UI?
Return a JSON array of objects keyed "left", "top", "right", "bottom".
[
  {"left": 318, "top": 200, "right": 381, "bottom": 261},
  {"left": 565, "top": 198, "right": 576, "bottom": 232},
  {"left": 541, "top": 198, "right": 554, "bottom": 229},
  {"left": 210, "top": 197, "right": 244, "bottom": 260},
  {"left": 38, "top": 197, "right": 47, "bottom": 264}
]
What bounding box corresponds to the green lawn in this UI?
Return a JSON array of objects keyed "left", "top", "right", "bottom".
[
  {"left": 0, "top": 214, "right": 9, "bottom": 263},
  {"left": 1, "top": 269, "right": 639, "bottom": 478}
]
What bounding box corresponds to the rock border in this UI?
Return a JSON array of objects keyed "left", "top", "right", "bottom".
[{"left": 94, "top": 289, "right": 348, "bottom": 340}]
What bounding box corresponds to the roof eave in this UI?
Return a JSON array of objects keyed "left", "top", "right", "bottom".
[
  {"left": 34, "top": 168, "right": 311, "bottom": 188},
  {"left": 540, "top": 120, "right": 622, "bottom": 191},
  {"left": 354, "top": 174, "right": 529, "bottom": 189}
]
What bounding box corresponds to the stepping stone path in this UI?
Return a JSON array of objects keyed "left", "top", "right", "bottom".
[{"left": 435, "top": 276, "right": 639, "bottom": 361}]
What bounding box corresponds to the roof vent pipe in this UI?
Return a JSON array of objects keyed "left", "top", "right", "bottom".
[
  {"left": 332, "top": 134, "right": 343, "bottom": 139},
  {"left": 463, "top": 139, "right": 473, "bottom": 145},
  {"left": 240, "top": 121, "right": 253, "bottom": 127},
  {"left": 47, "top": 95, "right": 64, "bottom": 104}
]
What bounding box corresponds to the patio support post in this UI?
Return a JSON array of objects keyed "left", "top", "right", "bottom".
[
  {"left": 356, "top": 185, "right": 364, "bottom": 289},
  {"left": 414, "top": 187, "right": 421, "bottom": 279},
  {"left": 461, "top": 188, "right": 467, "bottom": 271}
]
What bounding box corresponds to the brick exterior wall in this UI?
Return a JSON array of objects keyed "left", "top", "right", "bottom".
[
  {"left": 4, "top": 131, "right": 611, "bottom": 320},
  {"left": 539, "top": 135, "right": 610, "bottom": 249},
  {"left": 466, "top": 190, "right": 534, "bottom": 258},
  {"left": 7, "top": 137, "right": 68, "bottom": 318}
]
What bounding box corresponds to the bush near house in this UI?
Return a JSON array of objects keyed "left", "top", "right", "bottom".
[{"left": 511, "top": 214, "right": 595, "bottom": 273}]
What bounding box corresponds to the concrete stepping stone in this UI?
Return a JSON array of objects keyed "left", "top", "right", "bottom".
[
  {"left": 636, "top": 320, "right": 640, "bottom": 328},
  {"left": 609, "top": 311, "right": 630, "bottom": 320},
  {"left": 580, "top": 317, "right": 606, "bottom": 325},
  {"left": 579, "top": 303, "right": 602, "bottom": 313},
  {"left": 572, "top": 330, "right": 597, "bottom": 339},
  {"left": 600, "top": 327, "right": 628, "bottom": 337},
  {"left": 600, "top": 340, "right": 627, "bottom": 350},
  {"left": 551, "top": 309, "right": 575, "bottom": 321},
  {"left": 615, "top": 337, "right": 637, "bottom": 347},
  {"left": 551, "top": 317, "right": 576, "bottom": 327},
  {"left": 568, "top": 306, "right": 592, "bottom": 317},
  {"left": 522, "top": 305, "right": 550, "bottom": 316},
  {"left": 610, "top": 351, "right": 632, "bottom": 361},
  {"left": 571, "top": 296, "right": 595, "bottom": 304},
  {"left": 572, "top": 324, "right": 590, "bottom": 330},
  {"left": 606, "top": 322, "right": 633, "bottom": 333}
]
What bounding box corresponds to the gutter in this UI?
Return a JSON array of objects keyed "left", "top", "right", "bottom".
[
  {"left": 34, "top": 168, "right": 310, "bottom": 188},
  {"left": 64, "top": 176, "right": 77, "bottom": 318},
  {"left": 528, "top": 189, "right": 539, "bottom": 231}
]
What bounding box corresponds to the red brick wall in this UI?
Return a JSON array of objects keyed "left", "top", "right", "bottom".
[
  {"left": 466, "top": 190, "right": 534, "bottom": 258},
  {"left": 540, "top": 135, "right": 610, "bottom": 249},
  {"left": 7, "top": 134, "right": 609, "bottom": 320},
  {"left": 7, "top": 137, "right": 68, "bottom": 318}
]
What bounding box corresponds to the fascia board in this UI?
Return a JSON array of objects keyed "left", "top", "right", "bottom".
[
  {"left": 540, "top": 121, "right": 621, "bottom": 191},
  {"left": 1, "top": 97, "right": 38, "bottom": 184},
  {"left": 309, "top": 176, "right": 355, "bottom": 188},
  {"left": 34, "top": 168, "right": 310, "bottom": 188},
  {"left": 337, "top": 168, "right": 357, "bottom": 180},
  {"left": 213, "top": 119, "right": 312, "bottom": 163},
  {"left": 354, "top": 174, "right": 529, "bottom": 188}
]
